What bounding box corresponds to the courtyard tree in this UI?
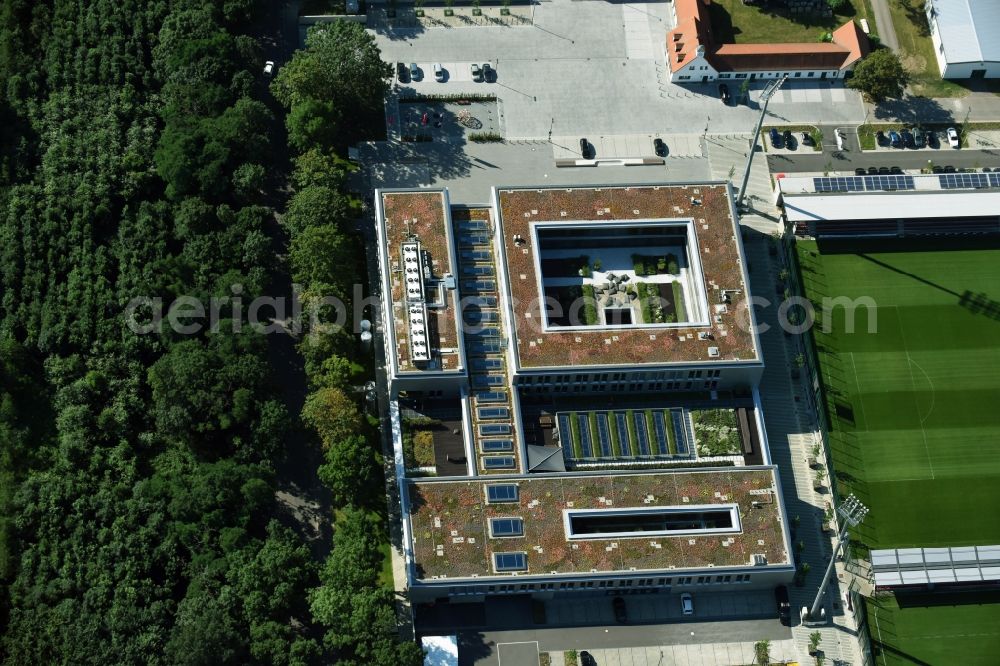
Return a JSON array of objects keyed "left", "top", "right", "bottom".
[{"left": 847, "top": 48, "right": 908, "bottom": 103}]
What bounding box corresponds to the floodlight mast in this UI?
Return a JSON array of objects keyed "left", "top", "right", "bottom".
[
  {"left": 737, "top": 75, "right": 788, "bottom": 208},
  {"left": 807, "top": 494, "right": 869, "bottom": 621}
]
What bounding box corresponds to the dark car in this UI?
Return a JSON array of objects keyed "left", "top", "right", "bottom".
[
  {"left": 932, "top": 165, "right": 943, "bottom": 173},
  {"left": 901, "top": 129, "right": 915, "bottom": 148},
  {"left": 396, "top": 62, "right": 409, "bottom": 83},
  {"left": 774, "top": 585, "right": 791, "bottom": 626},
  {"left": 801, "top": 132, "right": 814, "bottom": 147},
  {"left": 876, "top": 130, "right": 887, "bottom": 146},
  {"left": 878, "top": 166, "right": 890, "bottom": 175},
  {"left": 888, "top": 130, "right": 902, "bottom": 148},
  {"left": 855, "top": 167, "right": 867, "bottom": 175},
  {"left": 925, "top": 130, "right": 938, "bottom": 148},
  {"left": 782, "top": 129, "right": 794, "bottom": 149},
  {"left": 867, "top": 166, "right": 879, "bottom": 175},
  {"left": 890, "top": 166, "right": 903, "bottom": 174},
  {"left": 769, "top": 127, "right": 782, "bottom": 148},
  {"left": 482, "top": 63, "right": 493, "bottom": 82},
  {"left": 580, "top": 652, "right": 597, "bottom": 666},
  {"left": 719, "top": 83, "right": 731, "bottom": 104},
  {"left": 580, "top": 138, "right": 591, "bottom": 159},
  {"left": 913, "top": 129, "right": 926, "bottom": 148},
  {"left": 654, "top": 137, "right": 667, "bottom": 157},
  {"left": 612, "top": 596, "right": 627, "bottom": 623},
  {"left": 943, "top": 165, "right": 957, "bottom": 173}
]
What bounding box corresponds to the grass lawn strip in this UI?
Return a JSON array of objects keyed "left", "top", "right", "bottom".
[
  {"left": 588, "top": 411, "right": 601, "bottom": 457},
  {"left": 608, "top": 412, "right": 622, "bottom": 457},
  {"left": 708, "top": 0, "right": 870, "bottom": 44},
  {"left": 626, "top": 409, "right": 638, "bottom": 455},
  {"left": 569, "top": 411, "right": 583, "bottom": 459},
  {"left": 644, "top": 410, "right": 659, "bottom": 455},
  {"left": 671, "top": 282, "right": 686, "bottom": 322}
]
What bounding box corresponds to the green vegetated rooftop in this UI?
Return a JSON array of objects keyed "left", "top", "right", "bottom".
[
  {"left": 498, "top": 185, "right": 758, "bottom": 369},
  {"left": 798, "top": 238, "right": 1000, "bottom": 664},
  {"left": 407, "top": 468, "right": 788, "bottom": 580}
]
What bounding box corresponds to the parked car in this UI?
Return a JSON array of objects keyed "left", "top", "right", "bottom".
[
  {"left": 888, "top": 130, "right": 902, "bottom": 148},
  {"left": 681, "top": 593, "right": 694, "bottom": 616},
  {"left": 775, "top": 585, "right": 791, "bottom": 626},
  {"left": 947, "top": 126, "right": 960, "bottom": 148},
  {"left": 901, "top": 129, "right": 915, "bottom": 148},
  {"left": 932, "top": 165, "right": 943, "bottom": 174},
  {"left": 719, "top": 83, "right": 730, "bottom": 104},
  {"left": 409, "top": 62, "right": 421, "bottom": 80},
  {"left": 580, "top": 652, "right": 597, "bottom": 666},
  {"left": 890, "top": 165, "right": 903, "bottom": 174},
  {"left": 878, "top": 166, "right": 890, "bottom": 175},
  {"left": 580, "top": 138, "right": 591, "bottom": 158},
  {"left": 482, "top": 63, "right": 493, "bottom": 82},
  {"left": 612, "top": 596, "right": 627, "bottom": 623},
  {"left": 433, "top": 63, "right": 445, "bottom": 82},
  {"left": 875, "top": 130, "right": 887, "bottom": 146},
  {"left": 926, "top": 130, "right": 938, "bottom": 148},
  {"left": 867, "top": 166, "right": 879, "bottom": 175},
  {"left": 855, "top": 167, "right": 867, "bottom": 175},
  {"left": 913, "top": 129, "right": 926, "bottom": 148},
  {"left": 782, "top": 129, "right": 794, "bottom": 149},
  {"left": 263, "top": 61, "right": 275, "bottom": 77},
  {"left": 769, "top": 127, "right": 782, "bottom": 148},
  {"left": 801, "top": 132, "right": 814, "bottom": 147},
  {"left": 653, "top": 137, "right": 667, "bottom": 157},
  {"left": 943, "top": 165, "right": 957, "bottom": 173},
  {"left": 470, "top": 63, "right": 483, "bottom": 82}
]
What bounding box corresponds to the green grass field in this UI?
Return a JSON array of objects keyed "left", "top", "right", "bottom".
[{"left": 797, "top": 239, "right": 1000, "bottom": 664}]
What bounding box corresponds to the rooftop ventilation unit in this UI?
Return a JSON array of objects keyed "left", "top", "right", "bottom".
[
  {"left": 752, "top": 554, "right": 768, "bottom": 566},
  {"left": 402, "top": 241, "right": 430, "bottom": 363}
]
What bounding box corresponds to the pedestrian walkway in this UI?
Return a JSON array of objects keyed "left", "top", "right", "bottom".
[{"left": 743, "top": 231, "right": 866, "bottom": 665}]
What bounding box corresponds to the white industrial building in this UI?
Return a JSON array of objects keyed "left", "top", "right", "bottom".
[{"left": 927, "top": 0, "right": 1000, "bottom": 79}]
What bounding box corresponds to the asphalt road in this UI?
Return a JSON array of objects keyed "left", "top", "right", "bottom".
[{"left": 462, "top": 618, "right": 790, "bottom": 665}]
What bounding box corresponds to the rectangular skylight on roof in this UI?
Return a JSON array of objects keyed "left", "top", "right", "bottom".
[
  {"left": 490, "top": 518, "right": 524, "bottom": 538},
  {"left": 486, "top": 484, "right": 519, "bottom": 504},
  {"left": 483, "top": 455, "right": 515, "bottom": 470},
  {"left": 481, "top": 439, "right": 513, "bottom": 452},
  {"left": 493, "top": 552, "right": 527, "bottom": 572}
]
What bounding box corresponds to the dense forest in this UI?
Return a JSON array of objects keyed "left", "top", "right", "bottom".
[{"left": 0, "top": 0, "right": 417, "bottom": 663}]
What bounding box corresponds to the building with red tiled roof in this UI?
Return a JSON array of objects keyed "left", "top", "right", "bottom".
[{"left": 666, "top": 0, "right": 870, "bottom": 83}]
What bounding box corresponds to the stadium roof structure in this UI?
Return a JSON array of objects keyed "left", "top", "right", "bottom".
[
  {"left": 493, "top": 184, "right": 761, "bottom": 370},
  {"left": 778, "top": 173, "right": 1000, "bottom": 222},
  {"left": 871, "top": 545, "right": 1000, "bottom": 588}
]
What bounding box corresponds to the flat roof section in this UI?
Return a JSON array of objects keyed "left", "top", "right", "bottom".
[
  {"left": 407, "top": 467, "right": 788, "bottom": 581},
  {"left": 495, "top": 184, "right": 759, "bottom": 370},
  {"left": 381, "top": 191, "right": 464, "bottom": 374},
  {"left": 872, "top": 545, "right": 1000, "bottom": 588}
]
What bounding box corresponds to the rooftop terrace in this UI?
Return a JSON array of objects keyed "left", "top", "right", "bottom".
[
  {"left": 408, "top": 467, "right": 788, "bottom": 581},
  {"left": 380, "top": 190, "right": 464, "bottom": 374},
  {"left": 495, "top": 184, "right": 759, "bottom": 370}
]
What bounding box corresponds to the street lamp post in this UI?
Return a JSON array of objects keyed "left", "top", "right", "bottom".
[
  {"left": 807, "top": 494, "right": 869, "bottom": 621},
  {"left": 737, "top": 75, "right": 787, "bottom": 208}
]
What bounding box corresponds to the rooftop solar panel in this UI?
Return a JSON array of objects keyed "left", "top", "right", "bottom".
[{"left": 939, "top": 173, "right": 991, "bottom": 189}]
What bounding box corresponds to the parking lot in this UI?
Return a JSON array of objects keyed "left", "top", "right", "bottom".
[{"left": 372, "top": 0, "right": 867, "bottom": 141}]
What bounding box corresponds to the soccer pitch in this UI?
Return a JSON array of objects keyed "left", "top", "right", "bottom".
[{"left": 797, "top": 239, "right": 1000, "bottom": 664}]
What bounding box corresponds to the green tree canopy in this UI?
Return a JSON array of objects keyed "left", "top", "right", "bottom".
[{"left": 847, "top": 48, "right": 908, "bottom": 103}]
